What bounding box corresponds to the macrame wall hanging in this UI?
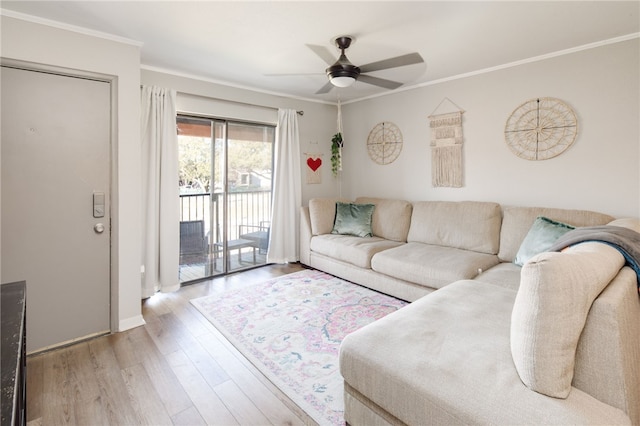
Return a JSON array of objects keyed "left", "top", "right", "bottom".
[{"left": 429, "top": 98, "right": 465, "bottom": 188}]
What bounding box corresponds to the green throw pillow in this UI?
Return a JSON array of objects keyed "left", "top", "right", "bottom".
[
  {"left": 514, "top": 216, "right": 575, "bottom": 266},
  {"left": 331, "top": 202, "right": 375, "bottom": 237}
]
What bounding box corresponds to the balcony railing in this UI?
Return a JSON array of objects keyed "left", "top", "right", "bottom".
[{"left": 179, "top": 190, "right": 271, "bottom": 242}]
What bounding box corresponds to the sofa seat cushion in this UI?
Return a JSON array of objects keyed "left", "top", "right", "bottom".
[
  {"left": 340, "top": 280, "right": 631, "bottom": 425},
  {"left": 371, "top": 242, "right": 500, "bottom": 289},
  {"left": 474, "top": 262, "right": 522, "bottom": 291},
  {"left": 309, "top": 234, "right": 404, "bottom": 269}
]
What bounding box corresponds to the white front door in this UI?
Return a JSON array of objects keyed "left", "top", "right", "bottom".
[{"left": 1, "top": 66, "right": 111, "bottom": 353}]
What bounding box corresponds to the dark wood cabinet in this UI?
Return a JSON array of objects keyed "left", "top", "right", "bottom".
[{"left": 1, "top": 281, "right": 27, "bottom": 426}]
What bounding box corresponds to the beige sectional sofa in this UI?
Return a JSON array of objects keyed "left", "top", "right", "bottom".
[{"left": 299, "top": 197, "right": 640, "bottom": 425}]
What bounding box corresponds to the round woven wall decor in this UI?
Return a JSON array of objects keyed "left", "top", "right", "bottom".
[
  {"left": 367, "top": 122, "right": 403, "bottom": 165},
  {"left": 504, "top": 97, "right": 578, "bottom": 161}
]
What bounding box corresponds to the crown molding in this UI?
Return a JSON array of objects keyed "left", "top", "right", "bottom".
[
  {"left": 1, "top": 8, "right": 143, "bottom": 47},
  {"left": 344, "top": 32, "right": 640, "bottom": 105}
]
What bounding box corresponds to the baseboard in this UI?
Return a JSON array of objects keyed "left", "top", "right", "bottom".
[
  {"left": 118, "top": 314, "right": 146, "bottom": 331},
  {"left": 28, "top": 329, "right": 110, "bottom": 355}
]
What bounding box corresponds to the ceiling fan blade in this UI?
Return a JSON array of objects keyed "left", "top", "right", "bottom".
[
  {"left": 264, "top": 73, "right": 325, "bottom": 76},
  {"left": 315, "top": 81, "right": 335, "bottom": 94},
  {"left": 358, "top": 74, "right": 403, "bottom": 90},
  {"left": 306, "top": 44, "right": 337, "bottom": 66},
  {"left": 359, "top": 52, "right": 424, "bottom": 73}
]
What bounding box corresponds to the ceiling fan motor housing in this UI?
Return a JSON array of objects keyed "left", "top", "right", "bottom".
[
  {"left": 326, "top": 36, "right": 361, "bottom": 82},
  {"left": 326, "top": 58, "right": 361, "bottom": 80}
]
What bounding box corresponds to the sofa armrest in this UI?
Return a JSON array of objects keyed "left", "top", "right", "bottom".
[
  {"left": 300, "top": 206, "right": 312, "bottom": 265},
  {"left": 574, "top": 266, "right": 640, "bottom": 425}
]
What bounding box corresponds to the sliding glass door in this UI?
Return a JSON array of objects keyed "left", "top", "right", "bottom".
[{"left": 177, "top": 116, "right": 274, "bottom": 283}]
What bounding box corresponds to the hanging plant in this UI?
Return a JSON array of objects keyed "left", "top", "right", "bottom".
[{"left": 331, "top": 132, "right": 343, "bottom": 177}]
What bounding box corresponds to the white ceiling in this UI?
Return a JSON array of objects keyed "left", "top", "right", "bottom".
[{"left": 2, "top": 1, "right": 639, "bottom": 104}]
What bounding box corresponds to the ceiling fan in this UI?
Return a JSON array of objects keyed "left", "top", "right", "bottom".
[{"left": 313, "top": 35, "right": 424, "bottom": 94}]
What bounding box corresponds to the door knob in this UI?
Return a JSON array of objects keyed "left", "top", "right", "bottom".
[{"left": 94, "top": 223, "right": 105, "bottom": 234}]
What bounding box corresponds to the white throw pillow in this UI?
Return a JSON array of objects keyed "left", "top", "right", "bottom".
[
  {"left": 510, "top": 242, "right": 625, "bottom": 398},
  {"left": 608, "top": 217, "right": 640, "bottom": 233}
]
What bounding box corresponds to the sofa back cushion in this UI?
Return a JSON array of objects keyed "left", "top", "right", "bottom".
[
  {"left": 407, "top": 201, "right": 502, "bottom": 254},
  {"left": 308, "top": 198, "right": 351, "bottom": 235},
  {"left": 355, "top": 197, "right": 412, "bottom": 242},
  {"left": 498, "top": 206, "right": 614, "bottom": 262},
  {"left": 510, "top": 242, "right": 625, "bottom": 399}
]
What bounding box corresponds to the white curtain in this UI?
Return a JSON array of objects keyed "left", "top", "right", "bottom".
[
  {"left": 267, "top": 109, "right": 301, "bottom": 263},
  {"left": 141, "top": 86, "right": 180, "bottom": 298}
]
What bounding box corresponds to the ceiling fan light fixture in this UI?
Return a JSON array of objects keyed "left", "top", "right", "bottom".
[
  {"left": 326, "top": 57, "right": 360, "bottom": 88},
  {"left": 330, "top": 75, "right": 356, "bottom": 88}
]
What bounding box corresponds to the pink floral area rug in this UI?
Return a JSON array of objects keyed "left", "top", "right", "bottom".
[{"left": 190, "top": 268, "right": 407, "bottom": 425}]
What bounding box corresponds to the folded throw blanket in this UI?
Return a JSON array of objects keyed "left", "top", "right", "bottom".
[{"left": 548, "top": 226, "right": 640, "bottom": 294}]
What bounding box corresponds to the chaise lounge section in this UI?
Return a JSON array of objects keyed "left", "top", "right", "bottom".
[{"left": 299, "top": 197, "right": 640, "bottom": 425}]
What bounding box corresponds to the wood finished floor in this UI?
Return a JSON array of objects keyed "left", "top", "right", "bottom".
[
  {"left": 179, "top": 248, "right": 268, "bottom": 283},
  {"left": 26, "top": 262, "right": 315, "bottom": 426}
]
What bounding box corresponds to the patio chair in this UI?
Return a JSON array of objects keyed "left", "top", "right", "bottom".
[
  {"left": 239, "top": 221, "right": 270, "bottom": 255},
  {"left": 179, "top": 220, "right": 207, "bottom": 257}
]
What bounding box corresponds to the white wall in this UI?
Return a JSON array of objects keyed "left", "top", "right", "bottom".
[
  {"left": 342, "top": 39, "right": 640, "bottom": 218},
  {"left": 3, "top": 17, "right": 636, "bottom": 331},
  {"left": 1, "top": 15, "right": 144, "bottom": 331},
  {"left": 141, "top": 69, "right": 339, "bottom": 204}
]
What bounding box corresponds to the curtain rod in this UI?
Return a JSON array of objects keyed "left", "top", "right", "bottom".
[{"left": 140, "top": 85, "right": 304, "bottom": 115}]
